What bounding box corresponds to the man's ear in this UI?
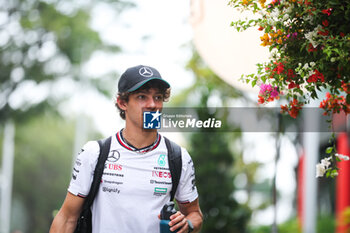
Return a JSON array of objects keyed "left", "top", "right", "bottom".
[{"left": 116, "top": 97, "right": 127, "bottom": 110}]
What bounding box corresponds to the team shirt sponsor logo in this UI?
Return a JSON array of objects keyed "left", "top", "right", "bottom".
[
  {"left": 154, "top": 187, "right": 167, "bottom": 196},
  {"left": 78, "top": 149, "right": 84, "bottom": 156},
  {"left": 107, "top": 150, "right": 120, "bottom": 162},
  {"left": 105, "top": 150, "right": 123, "bottom": 171},
  {"left": 100, "top": 149, "right": 125, "bottom": 194},
  {"left": 153, "top": 166, "right": 169, "bottom": 171},
  {"left": 106, "top": 163, "right": 123, "bottom": 171},
  {"left": 75, "top": 159, "right": 82, "bottom": 167},
  {"left": 103, "top": 150, "right": 123, "bottom": 175},
  {"left": 72, "top": 158, "right": 82, "bottom": 180},
  {"left": 103, "top": 172, "right": 124, "bottom": 177},
  {"left": 71, "top": 149, "right": 86, "bottom": 180},
  {"left": 150, "top": 180, "right": 172, "bottom": 185},
  {"left": 157, "top": 154, "right": 166, "bottom": 166},
  {"left": 188, "top": 159, "right": 197, "bottom": 191},
  {"left": 191, "top": 179, "right": 196, "bottom": 191},
  {"left": 150, "top": 154, "right": 172, "bottom": 196},
  {"left": 152, "top": 171, "right": 171, "bottom": 178},
  {"left": 102, "top": 187, "right": 121, "bottom": 193},
  {"left": 103, "top": 180, "right": 123, "bottom": 185}
]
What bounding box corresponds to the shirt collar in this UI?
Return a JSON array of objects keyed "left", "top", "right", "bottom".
[{"left": 116, "top": 129, "right": 161, "bottom": 154}]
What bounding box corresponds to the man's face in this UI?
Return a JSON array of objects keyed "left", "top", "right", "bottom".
[{"left": 121, "top": 88, "right": 164, "bottom": 128}]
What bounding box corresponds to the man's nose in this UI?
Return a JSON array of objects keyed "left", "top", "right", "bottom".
[{"left": 145, "top": 98, "right": 156, "bottom": 109}]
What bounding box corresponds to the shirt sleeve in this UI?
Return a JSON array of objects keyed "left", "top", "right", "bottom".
[
  {"left": 68, "top": 141, "right": 99, "bottom": 197},
  {"left": 174, "top": 148, "right": 199, "bottom": 203}
]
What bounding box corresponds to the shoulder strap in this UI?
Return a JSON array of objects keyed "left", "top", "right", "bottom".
[
  {"left": 164, "top": 137, "right": 182, "bottom": 201},
  {"left": 82, "top": 136, "right": 112, "bottom": 211}
]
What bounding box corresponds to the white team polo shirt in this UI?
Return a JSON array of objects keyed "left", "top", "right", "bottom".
[{"left": 68, "top": 132, "right": 198, "bottom": 233}]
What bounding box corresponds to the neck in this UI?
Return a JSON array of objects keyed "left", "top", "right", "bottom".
[{"left": 122, "top": 126, "right": 158, "bottom": 149}]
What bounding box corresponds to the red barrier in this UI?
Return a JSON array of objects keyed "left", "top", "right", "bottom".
[{"left": 336, "top": 133, "right": 350, "bottom": 233}]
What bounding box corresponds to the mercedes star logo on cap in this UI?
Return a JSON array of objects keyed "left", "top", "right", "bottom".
[{"left": 139, "top": 67, "right": 154, "bottom": 77}]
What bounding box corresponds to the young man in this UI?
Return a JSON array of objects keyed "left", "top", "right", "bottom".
[{"left": 50, "top": 65, "right": 203, "bottom": 233}]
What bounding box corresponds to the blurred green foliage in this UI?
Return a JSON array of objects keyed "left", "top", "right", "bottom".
[
  {"left": 189, "top": 130, "right": 251, "bottom": 233},
  {"left": 316, "top": 215, "right": 335, "bottom": 233},
  {"left": 249, "top": 215, "right": 335, "bottom": 233},
  {"left": 177, "top": 50, "right": 252, "bottom": 232},
  {"left": 0, "top": 0, "right": 131, "bottom": 124},
  {"left": 1, "top": 112, "right": 101, "bottom": 233},
  {"left": 11, "top": 113, "right": 75, "bottom": 232}
]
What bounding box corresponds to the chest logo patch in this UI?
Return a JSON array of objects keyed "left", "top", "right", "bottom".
[
  {"left": 157, "top": 154, "right": 166, "bottom": 166},
  {"left": 107, "top": 150, "right": 120, "bottom": 163}
]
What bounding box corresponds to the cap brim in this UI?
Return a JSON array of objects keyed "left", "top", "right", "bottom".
[{"left": 127, "top": 78, "right": 170, "bottom": 92}]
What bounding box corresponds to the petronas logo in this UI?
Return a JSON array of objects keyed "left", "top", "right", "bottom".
[{"left": 158, "top": 154, "right": 166, "bottom": 166}]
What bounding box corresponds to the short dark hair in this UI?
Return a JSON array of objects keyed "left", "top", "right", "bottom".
[{"left": 115, "top": 80, "right": 171, "bottom": 120}]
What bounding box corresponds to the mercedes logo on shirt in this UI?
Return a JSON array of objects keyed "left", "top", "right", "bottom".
[
  {"left": 107, "top": 150, "right": 120, "bottom": 162},
  {"left": 139, "top": 67, "right": 154, "bottom": 77}
]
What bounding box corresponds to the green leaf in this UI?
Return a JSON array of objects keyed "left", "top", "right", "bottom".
[
  {"left": 330, "top": 169, "right": 338, "bottom": 178},
  {"left": 311, "top": 91, "right": 318, "bottom": 99},
  {"left": 252, "top": 79, "right": 257, "bottom": 87},
  {"left": 326, "top": 147, "right": 333, "bottom": 154}
]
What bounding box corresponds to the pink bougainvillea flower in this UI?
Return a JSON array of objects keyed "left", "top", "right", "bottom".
[
  {"left": 271, "top": 0, "right": 280, "bottom": 5},
  {"left": 270, "top": 88, "right": 279, "bottom": 98},
  {"left": 258, "top": 84, "right": 280, "bottom": 104},
  {"left": 260, "top": 83, "right": 275, "bottom": 94}
]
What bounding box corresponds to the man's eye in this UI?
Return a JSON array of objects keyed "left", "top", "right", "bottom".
[
  {"left": 155, "top": 96, "right": 163, "bottom": 100},
  {"left": 137, "top": 95, "right": 146, "bottom": 99}
]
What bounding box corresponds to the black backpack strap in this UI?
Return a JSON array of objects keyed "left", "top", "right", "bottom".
[
  {"left": 75, "top": 136, "right": 111, "bottom": 233},
  {"left": 80, "top": 136, "right": 111, "bottom": 214},
  {"left": 164, "top": 137, "right": 182, "bottom": 201}
]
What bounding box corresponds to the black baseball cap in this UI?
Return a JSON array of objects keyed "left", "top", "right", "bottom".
[{"left": 118, "top": 65, "right": 170, "bottom": 93}]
